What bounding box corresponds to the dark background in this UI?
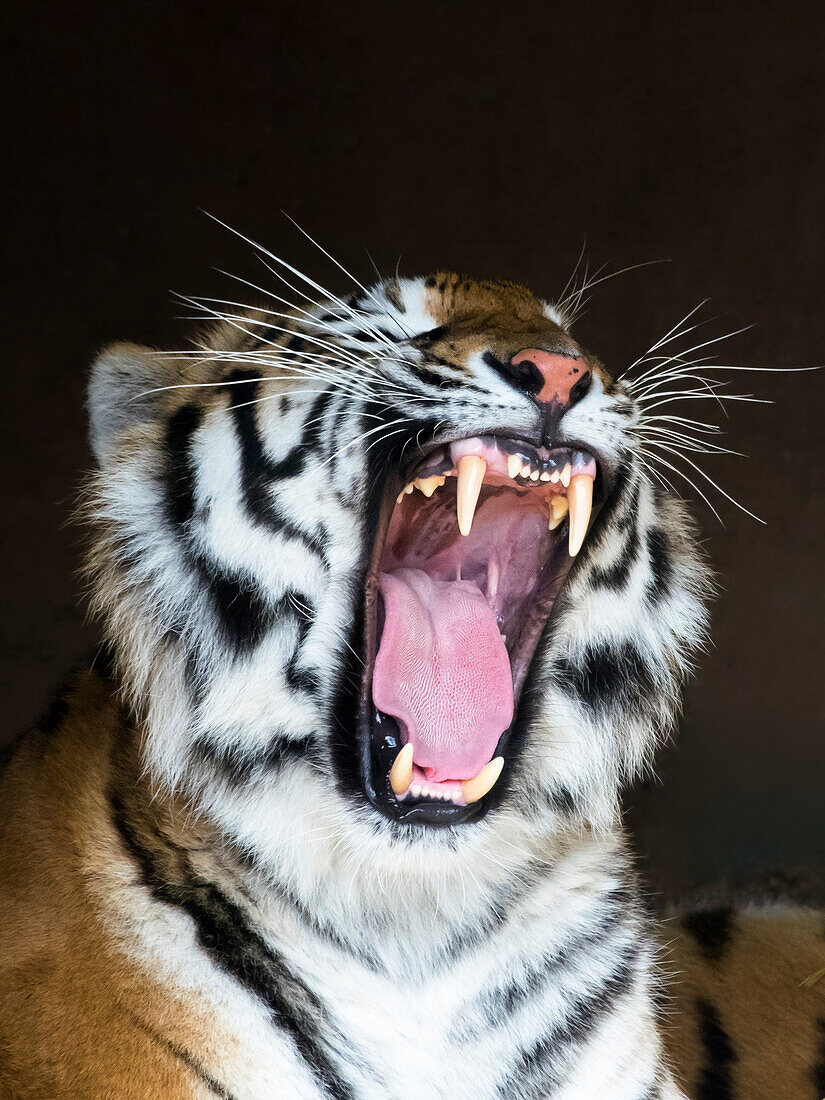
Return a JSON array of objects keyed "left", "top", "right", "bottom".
[{"left": 3, "top": 2, "right": 823, "bottom": 895}]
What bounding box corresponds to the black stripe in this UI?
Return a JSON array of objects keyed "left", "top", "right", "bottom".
[
  {"left": 300, "top": 390, "right": 334, "bottom": 453},
  {"left": 636, "top": 1083, "right": 661, "bottom": 1100},
  {"left": 554, "top": 641, "right": 656, "bottom": 717},
  {"left": 547, "top": 784, "right": 577, "bottom": 814},
  {"left": 125, "top": 1009, "right": 235, "bottom": 1099},
  {"left": 589, "top": 478, "right": 641, "bottom": 592},
  {"left": 196, "top": 560, "right": 277, "bottom": 655},
  {"left": 223, "top": 370, "right": 329, "bottom": 565},
  {"left": 682, "top": 906, "right": 734, "bottom": 963},
  {"left": 461, "top": 887, "right": 630, "bottom": 1038},
  {"left": 279, "top": 590, "right": 322, "bottom": 698},
  {"left": 192, "top": 732, "right": 313, "bottom": 785},
  {"left": 162, "top": 402, "right": 275, "bottom": 656},
  {"left": 812, "top": 1017, "right": 825, "bottom": 1094},
  {"left": 408, "top": 358, "right": 464, "bottom": 389},
  {"left": 646, "top": 527, "right": 673, "bottom": 603},
  {"left": 165, "top": 404, "right": 202, "bottom": 526},
  {"left": 496, "top": 948, "right": 638, "bottom": 1097},
  {"left": 162, "top": 385, "right": 328, "bottom": 668},
  {"left": 434, "top": 857, "right": 558, "bottom": 968},
  {"left": 695, "top": 998, "right": 736, "bottom": 1099},
  {"left": 590, "top": 520, "right": 641, "bottom": 590},
  {"left": 111, "top": 791, "right": 356, "bottom": 1100}
]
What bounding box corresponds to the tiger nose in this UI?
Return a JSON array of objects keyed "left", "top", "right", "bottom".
[{"left": 509, "top": 349, "right": 592, "bottom": 408}]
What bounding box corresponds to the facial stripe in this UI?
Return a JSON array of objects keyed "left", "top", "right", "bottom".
[
  {"left": 191, "top": 732, "right": 314, "bottom": 786},
  {"left": 553, "top": 642, "right": 657, "bottom": 718},
  {"left": 646, "top": 527, "right": 673, "bottom": 603},
  {"left": 221, "top": 376, "right": 330, "bottom": 566},
  {"left": 165, "top": 403, "right": 202, "bottom": 526},
  {"left": 196, "top": 561, "right": 276, "bottom": 656}
]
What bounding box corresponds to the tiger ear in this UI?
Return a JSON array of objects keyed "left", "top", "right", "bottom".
[{"left": 87, "top": 342, "right": 174, "bottom": 464}]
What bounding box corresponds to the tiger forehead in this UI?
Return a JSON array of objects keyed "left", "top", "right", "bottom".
[
  {"left": 420, "top": 270, "right": 610, "bottom": 382},
  {"left": 423, "top": 271, "right": 552, "bottom": 328}
]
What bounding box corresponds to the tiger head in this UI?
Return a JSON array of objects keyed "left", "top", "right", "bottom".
[{"left": 86, "top": 262, "right": 711, "bottom": 887}]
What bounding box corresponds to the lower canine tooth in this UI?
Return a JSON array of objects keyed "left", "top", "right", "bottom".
[
  {"left": 548, "top": 495, "right": 569, "bottom": 530},
  {"left": 462, "top": 757, "right": 504, "bottom": 804},
  {"left": 456, "top": 455, "right": 486, "bottom": 536},
  {"left": 389, "top": 743, "right": 414, "bottom": 796},
  {"left": 568, "top": 475, "right": 593, "bottom": 557}
]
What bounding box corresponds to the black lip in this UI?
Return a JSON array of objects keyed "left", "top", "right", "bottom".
[{"left": 353, "top": 432, "right": 607, "bottom": 830}]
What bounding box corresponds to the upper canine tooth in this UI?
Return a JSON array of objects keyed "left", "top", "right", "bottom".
[
  {"left": 507, "top": 454, "right": 522, "bottom": 479},
  {"left": 568, "top": 475, "right": 593, "bottom": 556},
  {"left": 560, "top": 464, "right": 572, "bottom": 488},
  {"left": 462, "top": 757, "right": 504, "bottom": 804},
  {"left": 415, "top": 475, "right": 445, "bottom": 498},
  {"left": 456, "top": 455, "right": 486, "bottom": 536},
  {"left": 389, "top": 743, "right": 414, "bottom": 796}
]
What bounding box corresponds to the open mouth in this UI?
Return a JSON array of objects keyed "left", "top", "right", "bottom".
[{"left": 358, "top": 434, "right": 602, "bottom": 826}]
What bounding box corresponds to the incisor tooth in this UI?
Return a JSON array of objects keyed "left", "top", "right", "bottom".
[
  {"left": 560, "top": 464, "right": 572, "bottom": 488},
  {"left": 507, "top": 454, "right": 522, "bottom": 479},
  {"left": 462, "top": 757, "right": 504, "bottom": 804},
  {"left": 456, "top": 455, "right": 486, "bottom": 536},
  {"left": 568, "top": 475, "right": 593, "bottom": 557},
  {"left": 415, "top": 475, "right": 446, "bottom": 498},
  {"left": 530, "top": 468, "right": 540, "bottom": 482},
  {"left": 389, "top": 743, "right": 414, "bottom": 796},
  {"left": 539, "top": 471, "right": 551, "bottom": 482}
]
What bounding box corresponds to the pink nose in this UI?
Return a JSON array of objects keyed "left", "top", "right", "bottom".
[{"left": 510, "top": 349, "right": 590, "bottom": 406}]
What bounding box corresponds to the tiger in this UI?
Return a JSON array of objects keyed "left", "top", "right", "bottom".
[{"left": 1, "top": 251, "right": 823, "bottom": 1099}]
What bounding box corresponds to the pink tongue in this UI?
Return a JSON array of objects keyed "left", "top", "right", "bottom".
[{"left": 373, "top": 568, "right": 514, "bottom": 781}]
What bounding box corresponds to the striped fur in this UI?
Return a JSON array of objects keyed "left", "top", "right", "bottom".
[{"left": 1, "top": 268, "right": 819, "bottom": 1097}]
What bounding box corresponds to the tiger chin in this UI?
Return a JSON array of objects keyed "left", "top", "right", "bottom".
[{"left": 0, "top": 268, "right": 822, "bottom": 1099}]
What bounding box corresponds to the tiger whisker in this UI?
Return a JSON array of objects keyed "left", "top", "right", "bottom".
[
  {"left": 641, "top": 440, "right": 763, "bottom": 523},
  {"left": 205, "top": 213, "right": 405, "bottom": 352},
  {"left": 625, "top": 300, "right": 711, "bottom": 371},
  {"left": 282, "top": 212, "right": 415, "bottom": 342},
  {"left": 637, "top": 446, "right": 724, "bottom": 522}
]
